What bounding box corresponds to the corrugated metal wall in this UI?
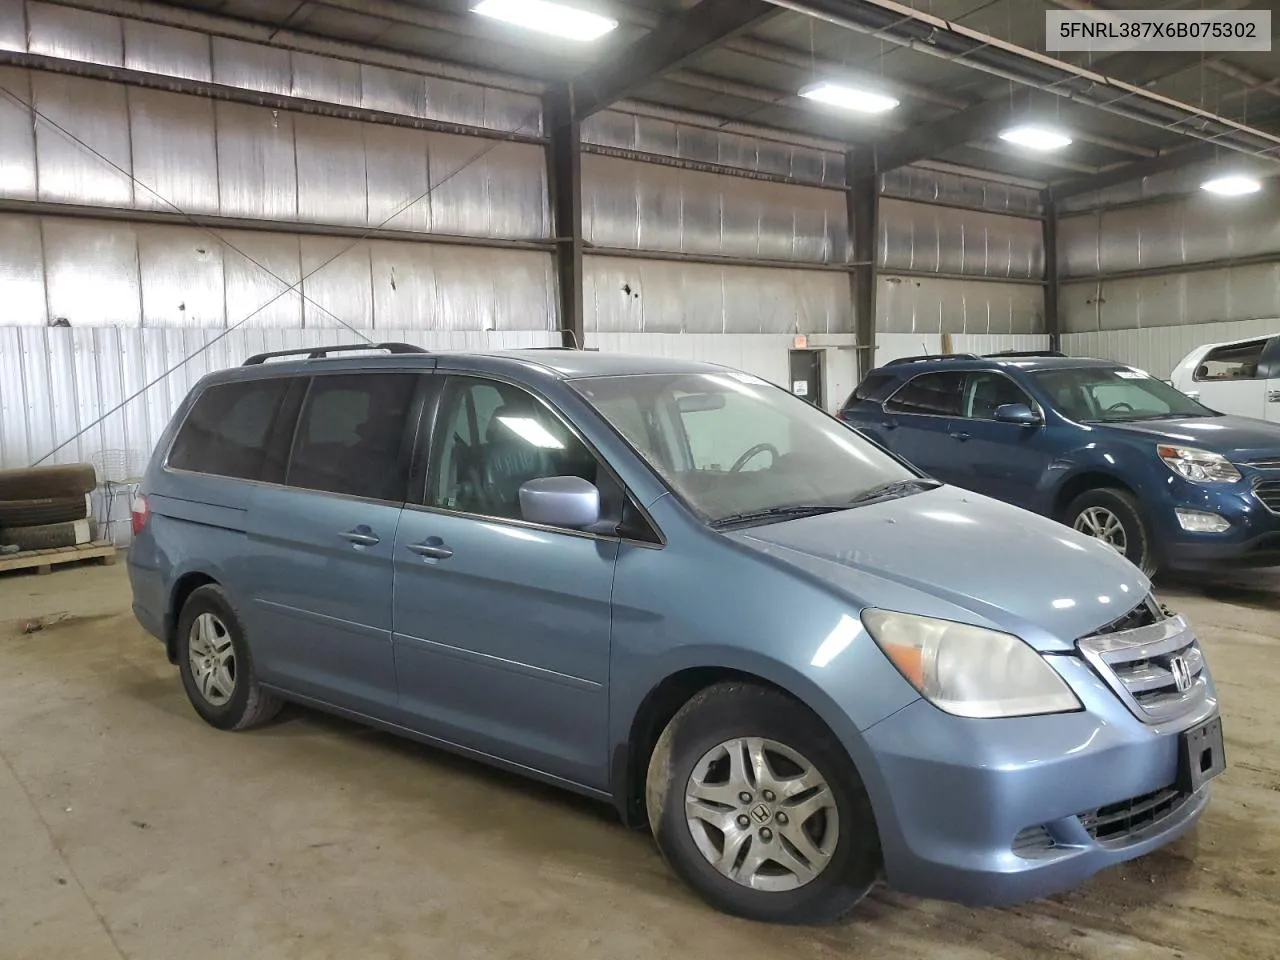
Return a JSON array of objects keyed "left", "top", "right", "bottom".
[
  {"left": 1058, "top": 174, "right": 1280, "bottom": 376},
  {"left": 0, "top": 0, "right": 1050, "bottom": 499},
  {"left": 0, "top": 0, "right": 557, "bottom": 489},
  {"left": 877, "top": 175, "right": 1045, "bottom": 336}
]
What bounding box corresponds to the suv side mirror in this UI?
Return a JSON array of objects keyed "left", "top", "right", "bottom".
[
  {"left": 994, "top": 403, "right": 1042, "bottom": 425},
  {"left": 519, "top": 476, "right": 601, "bottom": 529}
]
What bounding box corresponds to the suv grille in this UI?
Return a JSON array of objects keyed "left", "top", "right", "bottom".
[
  {"left": 1077, "top": 599, "right": 1207, "bottom": 723},
  {"left": 1080, "top": 786, "right": 1190, "bottom": 845},
  {"left": 1254, "top": 479, "right": 1280, "bottom": 514},
  {"left": 1246, "top": 458, "right": 1280, "bottom": 470}
]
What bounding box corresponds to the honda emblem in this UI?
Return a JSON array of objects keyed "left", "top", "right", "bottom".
[{"left": 1169, "top": 655, "right": 1193, "bottom": 693}]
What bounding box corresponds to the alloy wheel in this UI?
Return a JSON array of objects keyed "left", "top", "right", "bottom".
[
  {"left": 1074, "top": 506, "right": 1128, "bottom": 555},
  {"left": 683, "top": 737, "right": 839, "bottom": 892},
  {"left": 188, "top": 612, "right": 236, "bottom": 707}
]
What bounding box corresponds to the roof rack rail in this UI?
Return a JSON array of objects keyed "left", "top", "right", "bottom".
[
  {"left": 242, "top": 342, "right": 429, "bottom": 366},
  {"left": 888, "top": 353, "right": 981, "bottom": 365},
  {"left": 984, "top": 349, "right": 1066, "bottom": 358}
]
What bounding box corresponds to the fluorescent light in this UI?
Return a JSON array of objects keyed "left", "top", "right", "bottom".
[
  {"left": 496, "top": 416, "right": 563, "bottom": 449},
  {"left": 998, "top": 125, "right": 1073, "bottom": 151},
  {"left": 799, "top": 82, "right": 899, "bottom": 114},
  {"left": 473, "top": 0, "right": 618, "bottom": 41},
  {"left": 1201, "top": 174, "right": 1262, "bottom": 196}
]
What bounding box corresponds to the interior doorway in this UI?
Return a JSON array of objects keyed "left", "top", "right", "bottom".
[{"left": 788, "top": 349, "right": 824, "bottom": 408}]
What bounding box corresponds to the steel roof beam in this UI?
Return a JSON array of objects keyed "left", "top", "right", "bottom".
[{"left": 568, "top": 0, "right": 782, "bottom": 121}]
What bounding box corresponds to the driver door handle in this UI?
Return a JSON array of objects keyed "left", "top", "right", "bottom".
[
  {"left": 880, "top": 420, "right": 897, "bottom": 431},
  {"left": 407, "top": 537, "right": 454, "bottom": 560},
  {"left": 341, "top": 526, "right": 380, "bottom": 547},
  {"left": 950, "top": 431, "right": 972, "bottom": 442}
]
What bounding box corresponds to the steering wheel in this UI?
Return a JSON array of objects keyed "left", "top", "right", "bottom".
[
  {"left": 1104, "top": 401, "right": 1135, "bottom": 415},
  {"left": 730, "top": 442, "right": 779, "bottom": 473}
]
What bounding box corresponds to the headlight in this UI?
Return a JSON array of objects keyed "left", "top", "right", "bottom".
[
  {"left": 1157, "top": 444, "right": 1241, "bottom": 483},
  {"left": 861, "top": 610, "right": 1081, "bottom": 719}
]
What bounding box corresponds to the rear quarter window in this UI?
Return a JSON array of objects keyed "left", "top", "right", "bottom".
[
  {"left": 845, "top": 373, "right": 899, "bottom": 407},
  {"left": 167, "top": 378, "right": 295, "bottom": 481}
]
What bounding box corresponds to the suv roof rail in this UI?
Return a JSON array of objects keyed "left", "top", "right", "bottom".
[
  {"left": 984, "top": 349, "right": 1067, "bottom": 358},
  {"left": 242, "top": 342, "right": 429, "bottom": 365},
  {"left": 887, "top": 353, "right": 981, "bottom": 365}
]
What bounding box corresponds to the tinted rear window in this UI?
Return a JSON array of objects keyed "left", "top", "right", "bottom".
[
  {"left": 168, "top": 379, "right": 295, "bottom": 481},
  {"left": 884, "top": 371, "right": 966, "bottom": 416},
  {"left": 285, "top": 373, "right": 419, "bottom": 502},
  {"left": 850, "top": 373, "right": 898, "bottom": 404}
]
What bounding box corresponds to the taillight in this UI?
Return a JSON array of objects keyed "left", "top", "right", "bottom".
[{"left": 130, "top": 495, "right": 150, "bottom": 536}]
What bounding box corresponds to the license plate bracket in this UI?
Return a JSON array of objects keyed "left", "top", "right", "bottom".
[{"left": 1177, "top": 716, "right": 1226, "bottom": 794}]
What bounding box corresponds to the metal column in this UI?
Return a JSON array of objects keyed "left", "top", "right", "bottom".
[
  {"left": 847, "top": 150, "right": 879, "bottom": 377},
  {"left": 1042, "top": 190, "right": 1061, "bottom": 352},
  {"left": 545, "top": 84, "right": 584, "bottom": 349}
]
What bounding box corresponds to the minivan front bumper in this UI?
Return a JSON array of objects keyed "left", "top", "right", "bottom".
[{"left": 856, "top": 656, "right": 1218, "bottom": 906}]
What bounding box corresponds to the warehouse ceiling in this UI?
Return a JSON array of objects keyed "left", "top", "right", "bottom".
[{"left": 148, "top": 0, "right": 1280, "bottom": 189}]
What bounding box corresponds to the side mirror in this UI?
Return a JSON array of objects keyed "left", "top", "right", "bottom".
[
  {"left": 994, "top": 403, "right": 1042, "bottom": 425},
  {"left": 519, "top": 476, "right": 601, "bottom": 529}
]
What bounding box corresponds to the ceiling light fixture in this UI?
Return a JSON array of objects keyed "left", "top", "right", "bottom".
[
  {"left": 998, "top": 125, "right": 1073, "bottom": 151},
  {"left": 1200, "top": 174, "right": 1262, "bottom": 196},
  {"left": 799, "top": 82, "right": 899, "bottom": 114},
  {"left": 473, "top": 0, "right": 618, "bottom": 42}
]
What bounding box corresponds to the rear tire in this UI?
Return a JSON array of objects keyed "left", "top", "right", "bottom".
[
  {"left": 0, "top": 464, "right": 96, "bottom": 500},
  {"left": 645, "top": 682, "right": 880, "bottom": 924},
  {"left": 1066, "top": 487, "right": 1157, "bottom": 576},
  {"left": 176, "top": 585, "right": 281, "bottom": 731}
]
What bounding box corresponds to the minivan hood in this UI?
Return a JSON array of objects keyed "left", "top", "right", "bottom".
[
  {"left": 727, "top": 486, "right": 1148, "bottom": 651},
  {"left": 1097, "top": 415, "right": 1280, "bottom": 462}
]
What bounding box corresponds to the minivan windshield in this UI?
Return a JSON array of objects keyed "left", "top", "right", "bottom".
[
  {"left": 1032, "top": 366, "right": 1215, "bottom": 423},
  {"left": 571, "top": 372, "right": 922, "bottom": 526}
]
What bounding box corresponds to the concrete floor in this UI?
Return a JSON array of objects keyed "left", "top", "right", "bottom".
[{"left": 1, "top": 564, "right": 1278, "bottom": 960}]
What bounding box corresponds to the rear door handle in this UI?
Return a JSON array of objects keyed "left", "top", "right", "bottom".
[
  {"left": 407, "top": 537, "right": 454, "bottom": 560},
  {"left": 341, "top": 526, "right": 380, "bottom": 547},
  {"left": 950, "top": 431, "right": 971, "bottom": 442}
]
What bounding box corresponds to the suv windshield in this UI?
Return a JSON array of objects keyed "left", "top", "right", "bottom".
[
  {"left": 571, "top": 372, "right": 919, "bottom": 525},
  {"left": 1032, "top": 366, "right": 1214, "bottom": 423}
]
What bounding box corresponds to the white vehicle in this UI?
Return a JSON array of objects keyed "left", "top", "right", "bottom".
[{"left": 1171, "top": 332, "right": 1280, "bottom": 421}]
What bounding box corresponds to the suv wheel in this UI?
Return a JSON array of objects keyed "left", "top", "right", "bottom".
[
  {"left": 645, "top": 682, "right": 879, "bottom": 924},
  {"left": 176, "top": 584, "right": 282, "bottom": 730},
  {"left": 1066, "top": 488, "right": 1157, "bottom": 576}
]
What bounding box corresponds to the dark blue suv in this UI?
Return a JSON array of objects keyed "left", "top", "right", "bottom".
[{"left": 840, "top": 351, "right": 1280, "bottom": 575}]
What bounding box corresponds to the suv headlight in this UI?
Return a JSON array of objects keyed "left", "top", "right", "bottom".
[
  {"left": 861, "top": 610, "right": 1081, "bottom": 719},
  {"left": 1157, "top": 444, "right": 1241, "bottom": 483}
]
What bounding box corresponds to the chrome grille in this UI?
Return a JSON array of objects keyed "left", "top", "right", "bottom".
[
  {"left": 1080, "top": 786, "right": 1189, "bottom": 845},
  {"left": 1246, "top": 458, "right": 1280, "bottom": 470},
  {"left": 1254, "top": 479, "right": 1280, "bottom": 514},
  {"left": 1078, "top": 603, "right": 1207, "bottom": 723}
]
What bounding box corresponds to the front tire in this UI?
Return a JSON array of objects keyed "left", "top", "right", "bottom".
[
  {"left": 645, "top": 682, "right": 880, "bottom": 924},
  {"left": 176, "top": 584, "right": 282, "bottom": 730},
  {"left": 1066, "top": 487, "right": 1157, "bottom": 576}
]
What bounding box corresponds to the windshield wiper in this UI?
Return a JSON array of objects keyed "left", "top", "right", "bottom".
[
  {"left": 846, "top": 477, "right": 941, "bottom": 507},
  {"left": 711, "top": 504, "right": 851, "bottom": 529}
]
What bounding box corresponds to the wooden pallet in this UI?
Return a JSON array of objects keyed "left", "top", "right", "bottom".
[{"left": 0, "top": 539, "right": 117, "bottom": 575}]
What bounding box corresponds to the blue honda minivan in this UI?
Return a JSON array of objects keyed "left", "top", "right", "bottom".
[{"left": 129, "top": 344, "right": 1224, "bottom": 924}]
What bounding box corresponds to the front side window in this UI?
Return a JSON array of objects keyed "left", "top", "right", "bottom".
[
  {"left": 286, "top": 373, "right": 419, "bottom": 501},
  {"left": 962, "top": 372, "right": 1034, "bottom": 420},
  {"left": 1195, "top": 340, "right": 1267, "bottom": 381},
  {"left": 168, "top": 378, "right": 295, "bottom": 481},
  {"left": 427, "top": 376, "right": 604, "bottom": 525},
  {"left": 572, "top": 372, "right": 916, "bottom": 524},
  {"left": 884, "top": 371, "right": 966, "bottom": 416},
  {"left": 1033, "top": 367, "right": 1214, "bottom": 423}
]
